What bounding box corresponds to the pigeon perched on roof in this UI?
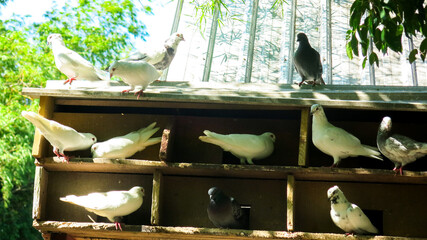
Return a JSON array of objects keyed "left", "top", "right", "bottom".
[
  {"left": 293, "top": 33, "right": 325, "bottom": 86},
  {"left": 207, "top": 187, "right": 249, "bottom": 229},
  {"left": 327, "top": 186, "right": 379, "bottom": 235},
  {"left": 60, "top": 186, "right": 144, "bottom": 231},
  {"left": 126, "top": 33, "right": 184, "bottom": 70},
  {"left": 310, "top": 104, "right": 383, "bottom": 167},
  {"left": 377, "top": 116, "right": 427, "bottom": 175},
  {"left": 47, "top": 33, "right": 108, "bottom": 85},
  {"left": 199, "top": 131, "right": 275, "bottom": 165},
  {"left": 108, "top": 59, "right": 161, "bottom": 99},
  {"left": 91, "top": 122, "right": 161, "bottom": 159},
  {"left": 21, "top": 111, "right": 97, "bottom": 163}
]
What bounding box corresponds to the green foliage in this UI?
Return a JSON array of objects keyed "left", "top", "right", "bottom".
[
  {"left": 347, "top": 0, "right": 426, "bottom": 67},
  {"left": 0, "top": 0, "right": 152, "bottom": 239}
]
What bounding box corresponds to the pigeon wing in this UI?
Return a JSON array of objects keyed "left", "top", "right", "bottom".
[
  {"left": 347, "top": 204, "right": 378, "bottom": 234},
  {"left": 201, "top": 132, "right": 265, "bottom": 154},
  {"left": 322, "top": 126, "right": 362, "bottom": 151}
]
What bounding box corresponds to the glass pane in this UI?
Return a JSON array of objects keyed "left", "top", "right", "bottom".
[
  {"left": 166, "top": 1, "right": 211, "bottom": 82},
  {"left": 251, "top": 0, "right": 287, "bottom": 84},
  {"left": 331, "top": 0, "right": 369, "bottom": 85},
  {"left": 208, "top": 0, "right": 251, "bottom": 83}
]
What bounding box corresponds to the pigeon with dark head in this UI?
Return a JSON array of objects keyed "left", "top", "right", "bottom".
[
  {"left": 126, "top": 33, "right": 185, "bottom": 70},
  {"left": 293, "top": 33, "right": 325, "bottom": 86},
  {"left": 327, "top": 186, "right": 378, "bottom": 235},
  {"left": 377, "top": 116, "right": 427, "bottom": 175},
  {"left": 207, "top": 187, "right": 249, "bottom": 229}
]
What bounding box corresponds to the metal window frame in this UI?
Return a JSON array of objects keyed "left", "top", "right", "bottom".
[{"left": 168, "top": 0, "right": 420, "bottom": 86}]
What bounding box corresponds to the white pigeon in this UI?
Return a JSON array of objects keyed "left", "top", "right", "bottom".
[
  {"left": 60, "top": 186, "right": 144, "bottom": 231},
  {"left": 199, "top": 131, "right": 276, "bottom": 165},
  {"left": 377, "top": 116, "right": 427, "bottom": 175},
  {"left": 126, "top": 33, "right": 185, "bottom": 70},
  {"left": 91, "top": 122, "right": 161, "bottom": 159},
  {"left": 310, "top": 104, "right": 383, "bottom": 167},
  {"left": 47, "top": 33, "right": 108, "bottom": 85},
  {"left": 108, "top": 59, "right": 161, "bottom": 99},
  {"left": 21, "top": 111, "right": 97, "bottom": 162},
  {"left": 327, "top": 186, "right": 379, "bottom": 235}
]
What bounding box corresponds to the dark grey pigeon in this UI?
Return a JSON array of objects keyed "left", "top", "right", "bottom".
[
  {"left": 126, "top": 33, "right": 184, "bottom": 71},
  {"left": 293, "top": 33, "right": 325, "bottom": 86},
  {"left": 377, "top": 116, "right": 427, "bottom": 175},
  {"left": 207, "top": 187, "right": 248, "bottom": 229}
]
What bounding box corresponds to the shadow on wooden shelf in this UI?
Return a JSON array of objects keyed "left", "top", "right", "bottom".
[
  {"left": 34, "top": 157, "right": 427, "bottom": 184},
  {"left": 33, "top": 221, "right": 427, "bottom": 240}
]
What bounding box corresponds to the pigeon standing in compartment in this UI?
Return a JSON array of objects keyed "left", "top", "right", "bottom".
[
  {"left": 293, "top": 33, "right": 325, "bottom": 86},
  {"left": 199, "top": 131, "right": 276, "bottom": 165},
  {"left": 47, "top": 33, "right": 108, "bottom": 85},
  {"left": 126, "top": 33, "right": 185, "bottom": 70},
  {"left": 207, "top": 187, "right": 249, "bottom": 229},
  {"left": 91, "top": 122, "right": 161, "bottom": 159},
  {"left": 21, "top": 111, "right": 97, "bottom": 163},
  {"left": 377, "top": 116, "right": 427, "bottom": 175},
  {"left": 60, "top": 186, "right": 144, "bottom": 231},
  {"left": 327, "top": 186, "right": 379, "bottom": 235},
  {"left": 310, "top": 104, "right": 383, "bottom": 167},
  {"left": 108, "top": 59, "right": 161, "bottom": 99}
]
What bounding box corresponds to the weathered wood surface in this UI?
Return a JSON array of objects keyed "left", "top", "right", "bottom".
[
  {"left": 33, "top": 221, "right": 426, "bottom": 240},
  {"left": 35, "top": 157, "right": 427, "bottom": 184},
  {"left": 286, "top": 175, "right": 295, "bottom": 232},
  {"left": 21, "top": 81, "right": 427, "bottom": 111},
  {"left": 32, "top": 96, "right": 54, "bottom": 159},
  {"left": 151, "top": 170, "right": 163, "bottom": 226},
  {"left": 32, "top": 166, "right": 48, "bottom": 219},
  {"left": 297, "top": 108, "right": 310, "bottom": 166}
]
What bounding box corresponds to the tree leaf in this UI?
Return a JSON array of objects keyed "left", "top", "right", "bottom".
[
  {"left": 409, "top": 49, "right": 418, "bottom": 63},
  {"left": 369, "top": 52, "right": 379, "bottom": 67},
  {"left": 346, "top": 41, "right": 353, "bottom": 59},
  {"left": 362, "top": 56, "right": 367, "bottom": 69},
  {"left": 351, "top": 33, "right": 359, "bottom": 57}
]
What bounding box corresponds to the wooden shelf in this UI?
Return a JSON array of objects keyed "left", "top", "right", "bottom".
[
  {"left": 33, "top": 221, "right": 426, "bottom": 240},
  {"left": 22, "top": 81, "right": 427, "bottom": 111},
  {"left": 35, "top": 158, "right": 427, "bottom": 184}
]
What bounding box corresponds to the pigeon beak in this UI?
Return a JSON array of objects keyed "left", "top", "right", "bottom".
[{"left": 110, "top": 72, "right": 114, "bottom": 78}]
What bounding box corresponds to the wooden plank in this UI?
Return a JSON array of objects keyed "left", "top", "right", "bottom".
[
  {"left": 151, "top": 170, "right": 163, "bottom": 226},
  {"left": 32, "top": 221, "right": 427, "bottom": 240},
  {"left": 41, "top": 233, "right": 51, "bottom": 240},
  {"left": 21, "top": 83, "right": 427, "bottom": 112},
  {"left": 32, "top": 96, "right": 55, "bottom": 159},
  {"left": 36, "top": 158, "right": 427, "bottom": 184},
  {"left": 159, "top": 121, "right": 175, "bottom": 161},
  {"left": 298, "top": 108, "right": 310, "bottom": 166},
  {"left": 286, "top": 175, "right": 295, "bottom": 232},
  {"left": 33, "top": 166, "right": 48, "bottom": 219}
]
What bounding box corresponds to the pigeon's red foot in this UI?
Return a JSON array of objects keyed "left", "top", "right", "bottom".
[
  {"left": 330, "top": 163, "right": 337, "bottom": 168},
  {"left": 122, "top": 89, "right": 131, "bottom": 94},
  {"left": 63, "top": 77, "right": 77, "bottom": 85},
  {"left": 134, "top": 90, "right": 144, "bottom": 100},
  {"left": 298, "top": 80, "right": 304, "bottom": 87},
  {"left": 393, "top": 167, "right": 403, "bottom": 176},
  {"left": 345, "top": 233, "right": 354, "bottom": 236},
  {"left": 115, "top": 222, "right": 123, "bottom": 231}
]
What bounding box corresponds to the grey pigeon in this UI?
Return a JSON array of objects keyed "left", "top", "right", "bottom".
[
  {"left": 293, "top": 33, "right": 325, "bottom": 86},
  {"left": 126, "top": 33, "right": 184, "bottom": 70},
  {"left": 60, "top": 186, "right": 144, "bottom": 231},
  {"left": 21, "top": 111, "right": 97, "bottom": 162},
  {"left": 199, "top": 131, "right": 275, "bottom": 165},
  {"left": 108, "top": 59, "right": 161, "bottom": 99},
  {"left": 207, "top": 187, "right": 248, "bottom": 229},
  {"left": 311, "top": 104, "right": 383, "bottom": 167},
  {"left": 377, "top": 116, "right": 427, "bottom": 175},
  {"left": 47, "top": 33, "right": 108, "bottom": 85},
  {"left": 91, "top": 122, "right": 161, "bottom": 159},
  {"left": 327, "top": 186, "right": 379, "bottom": 235}
]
